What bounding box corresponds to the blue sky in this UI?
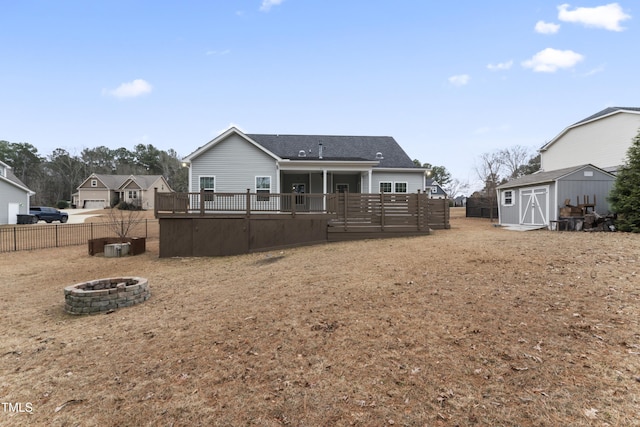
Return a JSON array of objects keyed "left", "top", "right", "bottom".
[{"left": 1, "top": 1, "right": 637, "bottom": 191}]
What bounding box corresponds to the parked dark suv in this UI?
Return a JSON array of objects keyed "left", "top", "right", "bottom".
[{"left": 29, "top": 206, "right": 69, "bottom": 223}]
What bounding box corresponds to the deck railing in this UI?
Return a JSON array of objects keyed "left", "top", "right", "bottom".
[
  {"left": 155, "top": 190, "right": 448, "bottom": 231},
  {"left": 155, "top": 189, "right": 335, "bottom": 216}
]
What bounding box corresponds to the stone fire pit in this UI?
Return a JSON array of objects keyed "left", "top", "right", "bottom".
[{"left": 64, "top": 277, "right": 150, "bottom": 315}]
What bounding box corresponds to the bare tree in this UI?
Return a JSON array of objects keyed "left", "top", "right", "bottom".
[
  {"left": 475, "top": 152, "right": 504, "bottom": 221},
  {"left": 444, "top": 178, "right": 469, "bottom": 199},
  {"left": 104, "top": 208, "right": 142, "bottom": 240},
  {"left": 500, "top": 145, "right": 532, "bottom": 179}
]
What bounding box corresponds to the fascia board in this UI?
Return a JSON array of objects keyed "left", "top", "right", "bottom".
[{"left": 278, "top": 160, "right": 379, "bottom": 171}]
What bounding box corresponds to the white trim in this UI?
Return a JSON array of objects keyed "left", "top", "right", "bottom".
[
  {"left": 198, "top": 175, "right": 216, "bottom": 192},
  {"left": 379, "top": 181, "right": 392, "bottom": 193},
  {"left": 394, "top": 182, "right": 408, "bottom": 193},
  {"left": 519, "top": 186, "right": 549, "bottom": 226},
  {"left": 502, "top": 190, "right": 514, "bottom": 206}
]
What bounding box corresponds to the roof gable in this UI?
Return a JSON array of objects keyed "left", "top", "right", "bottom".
[
  {"left": 541, "top": 107, "right": 640, "bottom": 152},
  {"left": 0, "top": 161, "right": 34, "bottom": 194},
  {"left": 184, "top": 127, "right": 280, "bottom": 162}
]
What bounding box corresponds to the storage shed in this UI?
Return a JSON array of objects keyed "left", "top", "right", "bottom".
[{"left": 496, "top": 164, "right": 615, "bottom": 228}]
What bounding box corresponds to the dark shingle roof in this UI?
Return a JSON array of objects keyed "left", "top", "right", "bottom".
[
  {"left": 246, "top": 134, "right": 418, "bottom": 168},
  {"left": 573, "top": 107, "right": 640, "bottom": 126}
]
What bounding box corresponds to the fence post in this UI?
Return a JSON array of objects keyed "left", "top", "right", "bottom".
[
  {"left": 91, "top": 222, "right": 94, "bottom": 240},
  {"left": 13, "top": 227, "right": 17, "bottom": 251},
  {"left": 145, "top": 219, "right": 148, "bottom": 237},
  {"left": 154, "top": 187, "right": 158, "bottom": 218},
  {"left": 291, "top": 192, "right": 296, "bottom": 218},
  {"left": 55, "top": 225, "right": 59, "bottom": 247}
]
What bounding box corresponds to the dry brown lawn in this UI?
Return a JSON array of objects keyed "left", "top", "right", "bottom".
[{"left": 1, "top": 208, "right": 639, "bottom": 426}]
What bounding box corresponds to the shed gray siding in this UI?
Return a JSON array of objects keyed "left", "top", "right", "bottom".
[
  {"left": 190, "top": 134, "right": 278, "bottom": 193},
  {"left": 1, "top": 182, "right": 31, "bottom": 224},
  {"left": 554, "top": 168, "right": 614, "bottom": 215}
]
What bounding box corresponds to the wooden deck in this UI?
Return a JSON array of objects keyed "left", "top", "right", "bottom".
[{"left": 155, "top": 190, "right": 449, "bottom": 256}]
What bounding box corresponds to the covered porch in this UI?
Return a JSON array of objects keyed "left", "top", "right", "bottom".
[{"left": 277, "top": 160, "right": 378, "bottom": 195}]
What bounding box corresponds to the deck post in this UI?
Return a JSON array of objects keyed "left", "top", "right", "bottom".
[
  {"left": 380, "top": 192, "right": 385, "bottom": 231},
  {"left": 200, "top": 188, "right": 205, "bottom": 216},
  {"left": 291, "top": 192, "right": 296, "bottom": 217},
  {"left": 343, "top": 191, "right": 348, "bottom": 231},
  {"left": 246, "top": 189, "right": 251, "bottom": 218},
  {"left": 416, "top": 190, "right": 421, "bottom": 231}
]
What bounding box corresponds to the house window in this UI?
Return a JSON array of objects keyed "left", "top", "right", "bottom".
[
  {"left": 502, "top": 190, "right": 514, "bottom": 206},
  {"left": 128, "top": 190, "right": 137, "bottom": 199},
  {"left": 200, "top": 176, "right": 215, "bottom": 201},
  {"left": 431, "top": 186, "right": 438, "bottom": 194},
  {"left": 395, "top": 182, "right": 407, "bottom": 193},
  {"left": 91, "top": 179, "right": 97, "bottom": 187},
  {"left": 256, "top": 176, "right": 271, "bottom": 201},
  {"left": 379, "top": 182, "right": 392, "bottom": 193}
]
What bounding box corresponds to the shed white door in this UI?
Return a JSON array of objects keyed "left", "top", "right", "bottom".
[{"left": 520, "top": 187, "right": 548, "bottom": 225}]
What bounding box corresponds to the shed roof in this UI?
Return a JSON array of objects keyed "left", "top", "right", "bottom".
[
  {"left": 0, "top": 160, "right": 34, "bottom": 194},
  {"left": 497, "top": 164, "right": 614, "bottom": 190}
]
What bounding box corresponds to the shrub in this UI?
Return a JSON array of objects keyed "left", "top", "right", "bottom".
[{"left": 57, "top": 200, "right": 69, "bottom": 209}]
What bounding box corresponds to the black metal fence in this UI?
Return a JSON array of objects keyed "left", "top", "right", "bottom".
[
  {"left": 0, "top": 220, "right": 153, "bottom": 253},
  {"left": 466, "top": 197, "right": 499, "bottom": 219}
]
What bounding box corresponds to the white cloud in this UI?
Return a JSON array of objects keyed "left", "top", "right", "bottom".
[
  {"left": 260, "top": 0, "right": 284, "bottom": 12},
  {"left": 535, "top": 20, "right": 560, "bottom": 34},
  {"left": 102, "top": 79, "right": 152, "bottom": 98},
  {"left": 487, "top": 60, "right": 513, "bottom": 71},
  {"left": 522, "top": 48, "right": 584, "bottom": 72},
  {"left": 583, "top": 64, "right": 606, "bottom": 76},
  {"left": 558, "top": 3, "right": 631, "bottom": 31},
  {"left": 448, "top": 74, "right": 470, "bottom": 86}
]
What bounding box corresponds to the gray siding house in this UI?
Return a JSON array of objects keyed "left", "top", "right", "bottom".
[
  {"left": 0, "top": 160, "right": 35, "bottom": 224},
  {"left": 496, "top": 164, "right": 615, "bottom": 228},
  {"left": 183, "top": 127, "right": 429, "bottom": 195},
  {"left": 426, "top": 179, "right": 447, "bottom": 199}
]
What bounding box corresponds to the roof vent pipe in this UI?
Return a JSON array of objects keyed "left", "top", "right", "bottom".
[
  {"left": 375, "top": 152, "right": 384, "bottom": 160},
  {"left": 318, "top": 143, "right": 323, "bottom": 159},
  {"left": 298, "top": 150, "right": 306, "bottom": 157}
]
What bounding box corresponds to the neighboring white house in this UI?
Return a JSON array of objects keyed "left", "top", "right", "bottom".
[
  {"left": 183, "top": 127, "right": 429, "bottom": 195},
  {"left": 496, "top": 164, "right": 615, "bottom": 228},
  {"left": 540, "top": 107, "right": 640, "bottom": 174},
  {"left": 0, "top": 160, "right": 35, "bottom": 224},
  {"left": 76, "top": 174, "right": 173, "bottom": 210}
]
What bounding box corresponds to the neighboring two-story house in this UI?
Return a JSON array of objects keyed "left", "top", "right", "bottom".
[{"left": 540, "top": 107, "right": 640, "bottom": 174}]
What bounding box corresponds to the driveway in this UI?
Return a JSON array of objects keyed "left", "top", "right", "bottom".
[{"left": 65, "top": 209, "right": 104, "bottom": 224}]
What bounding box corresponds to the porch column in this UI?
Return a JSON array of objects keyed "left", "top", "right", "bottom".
[
  {"left": 322, "top": 169, "right": 327, "bottom": 210},
  {"left": 368, "top": 170, "right": 372, "bottom": 193}
]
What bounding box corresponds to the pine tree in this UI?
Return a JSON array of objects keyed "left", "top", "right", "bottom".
[{"left": 609, "top": 130, "right": 640, "bottom": 232}]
